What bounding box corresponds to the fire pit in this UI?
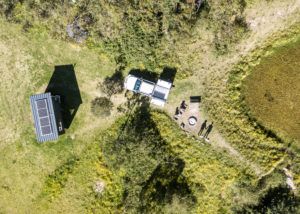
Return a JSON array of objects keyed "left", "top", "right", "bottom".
[{"left": 188, "top": 116, "right": 197, "bottom": 126}]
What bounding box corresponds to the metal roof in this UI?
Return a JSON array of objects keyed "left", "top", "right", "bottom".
[{"left": 30, "top": 93, "right": 59, "bottom": 142}]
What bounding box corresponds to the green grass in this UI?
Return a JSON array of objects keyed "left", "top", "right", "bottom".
[
  {"left": 95, "top": 107, "right": 257, "bottom": 213},
  {"left": 242, "top": 37, "right": 300, "bottom": 144},
  {"left": 151, "top": 111, "right": 257, "bottom": 213},
  {"left": 26, "top": 105, "right": 259, "bottom": 214},
  {"left": 0, "top": 18, "right": 117, "bottom": 213},
  {"left": 0, "top": 1, "right": 299, "bottom": 212},
  {"left": 0, "top": 0, "right": 250, "bottom": 78},
  {"left": 203, "top": 25, "right": 300, "bottom": 174}
]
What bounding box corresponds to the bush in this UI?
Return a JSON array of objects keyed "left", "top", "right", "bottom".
[
  {"left": 91, "top": 97, "right": 113, "bottom": 117},
  {"left": 100, "top": 106, "right": 196, "bottom": 213},
  {"left": 210, "top": 0, "right": 248, "bottom": 54},
  {"left": 98, "top": 68, "right": 124, "bottom": 97},
  {"left": 237, "top": 185, "right": 300, "bottom": 213}
]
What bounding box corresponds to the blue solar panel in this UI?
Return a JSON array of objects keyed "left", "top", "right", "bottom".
[
  {"left": 40, "top": 117, "right": 50, "bottom": 126},
  {"left": 41, "top": 126, "right": 52, "bottom": 135},
  {"left": 153, "top": 91, "right": 165, "bottom": 100},
  {"left": 38, "top": 108, "right": 48, "bottom": 117},
  {"left": 36, "top": 99, "right": 47, "bottom": 109}
]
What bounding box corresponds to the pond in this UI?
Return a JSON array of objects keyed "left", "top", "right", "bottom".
[{"left": 242, "top": 37, "right": 300, "bottom": 144}]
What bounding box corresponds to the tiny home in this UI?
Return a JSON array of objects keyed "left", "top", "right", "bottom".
[{"left": 30, "top": 93, "right": 64, "bottom": 142}]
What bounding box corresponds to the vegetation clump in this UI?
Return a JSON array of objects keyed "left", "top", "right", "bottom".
[
  {"left": 91, "top": 97, "right": 113, "bottom": 117},
  {"left": 0, "top": 0, "right": 248, "bottom": 76},
  {"left": 98, "top": 68, "right": 124, "bottom": 97},
  {"left": 238, "top": 185, "right": 300, "bottom": 213},
  {"left": 41, "top": 156, "right": 80, "bottom": 200},
  {"left": 100, "top": 103, "right": 196, "bottom": 213}
]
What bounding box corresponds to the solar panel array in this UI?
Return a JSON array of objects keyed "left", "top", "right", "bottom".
[
  {"left": 30, "top": 93, "right": 59, "bottom": 142},
  {"left": 35, "top": 99, "right": 53, "bottom": 136},
  {"left": 153, "top": 91, "right": 165, "bottom": 100}
]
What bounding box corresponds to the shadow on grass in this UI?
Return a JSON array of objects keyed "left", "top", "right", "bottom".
[
  {"left": 237, "top": 185, "right": 300, "bottom": 213},
  {"left": 128, "top": 66, "right": 177, "bottom": 85},
  {"left": 129, "top": 69, "right": 159, "bottom": 83},
  {"left": 139, "top": 157, "right": 197, "bottom": 213},
  {"left": 160, "top": 66, "right": 177, "bottom": 84},
  {"left": 45, "top": 65, "right": 82, "bottom": 129},
  {"left": 102, "top": 101, "right": 196, "bottom": 212}
]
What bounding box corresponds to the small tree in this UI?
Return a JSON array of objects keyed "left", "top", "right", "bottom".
[
  {"left": 91, "top": 97, "right": 113, "bottom": 117},
  {"left": 99, "top": 69, "right": 124, "bottom": 97}
]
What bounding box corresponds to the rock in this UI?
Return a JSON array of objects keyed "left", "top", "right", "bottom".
[
  {"left": 66, "top": 17, "right": 88, "bottom": 43},
  {"left": 94, "top": 180, "right": 105, "bottom": 195},
  {"left": 283, "top": 168, "right": 296, "bottom": 191}
]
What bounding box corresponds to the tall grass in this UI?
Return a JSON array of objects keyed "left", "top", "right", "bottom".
[{"left": 203, "top": 24, "right": 300, "bottom": 182}]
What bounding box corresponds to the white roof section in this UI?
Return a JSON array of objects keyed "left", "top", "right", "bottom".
[
  {"left": 157, "top": 79, "right": 172, "bottom": 89},
  {"left": 151, "top": 98, "right": 166, "bottom": 107},
  {"left": 124, "top": 75, "right": 138, "bottom": 91},
  {"left": 139, "top": 81, "right": 155, "bottom": 95}
]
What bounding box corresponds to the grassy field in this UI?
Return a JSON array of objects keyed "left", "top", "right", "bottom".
[
  {"left": 165, "top": 0, "right": 300, "bottom": 174},
  {"left": 0, "top": 0, "right": 300, "bottom": 213},
  {"left": 243, "top": 37, "right": 300, "bottom": 144},
  {"left": 203, "top": 24, "right": 300, "bottom": 173},
  {"left": 0, "top": 19, "right": 120, "bottom": 213},
  {"left": 93, "top": 108, "right": 257, "bottom": 213}
]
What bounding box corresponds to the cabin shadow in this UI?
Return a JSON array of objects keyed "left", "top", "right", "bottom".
[{"left": 45, "top": 65, "right": 82, "bottom": 130}]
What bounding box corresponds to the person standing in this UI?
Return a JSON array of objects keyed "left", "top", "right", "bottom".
[
  {"left": 180, "top": 100, "right": 187, "bottom": 110},
  {"left": 198, "top": 120, "right": 207, "bottom": 136},
  {"left": 204, "top": 122, "right": 213, "bottom": 139}
]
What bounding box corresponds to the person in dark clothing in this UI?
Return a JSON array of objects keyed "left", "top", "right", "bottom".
[
  {"left": 198, "top": 120, "right": 207, "bottom": 136},
  {"left": 180, "top": 122, "right": 185, "bottom": 129},
  {"left": 174, "top": 107, "right": 181, "bottom": 120},
  {"left": 180, "top": 100, "right": 187, "bottom": 110},
  {"left": 175, "top": 107, "right": 180, "bottom": 115},
  {"left": 204, "top": 122, "right": 213, "bottom": 139}
]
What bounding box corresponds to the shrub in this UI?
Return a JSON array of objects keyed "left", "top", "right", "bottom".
[
  {"left": 237, "top": 185, "right": 300, "bottom": 213},
  {"left": 98, "top": 68, "right": 124, "bottom": 97},
  {"left": 100, "top": 106, "right": 196, "bottom": 213},
  {"left": 91, "top": 97, "right": 113, "bottom": 117}
]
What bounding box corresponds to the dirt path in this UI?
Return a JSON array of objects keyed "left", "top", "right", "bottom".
[
  {"left": 207, "top": 120, "right": 263, "bottom": 175},
  {"left": 166, "top": 100, "right": 263, "bottom": 175}
]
